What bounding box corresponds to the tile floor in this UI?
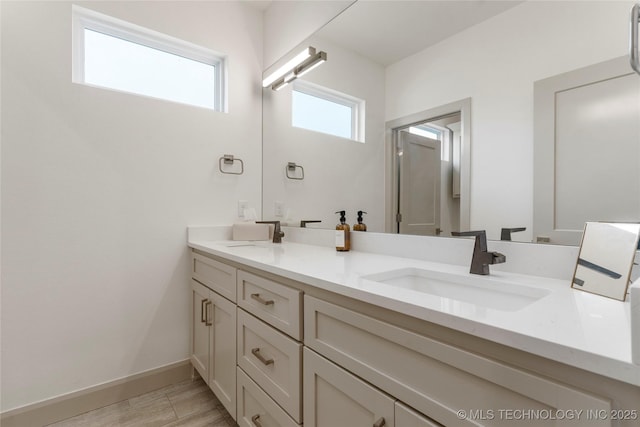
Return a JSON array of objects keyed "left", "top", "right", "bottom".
[{"left": 45, "top": 377, "right": 236, "bottom": 427}]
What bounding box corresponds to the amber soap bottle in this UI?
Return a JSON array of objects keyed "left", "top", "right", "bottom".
[
  {"left": 335, "top": 210, "right": 351, "bottom": 251},
  {"left": 353, "top": 211, "right": 367, "bottom": 232}
]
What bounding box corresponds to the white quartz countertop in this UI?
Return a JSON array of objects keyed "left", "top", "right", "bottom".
[{"left": 188, "top": 238, "right": 639, "bottom": 386}]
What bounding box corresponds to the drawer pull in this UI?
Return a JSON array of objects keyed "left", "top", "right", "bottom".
[
  {"left": 373, "top": 417, "right": 386, "bottom": 427},
  {"left": 200, "top": 299, "right": 208, "bottom": 323},
  {"left": 251, "top": 293, "right": 275, "bottom": 306},
  {"left": 205, "top": 301, "right": 213, "bottom": 326},
  {"left": 251, "top": 414, "right": 263, "bottom": 427},
  {"left": 251, "top": 347, "right": 274, "bottom": 366}
]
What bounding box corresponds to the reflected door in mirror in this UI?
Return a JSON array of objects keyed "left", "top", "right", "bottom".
[{"left": 398, "top": 131, "right": 441, "bottom": 236}]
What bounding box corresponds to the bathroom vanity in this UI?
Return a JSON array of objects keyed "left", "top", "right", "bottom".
[{"left": 188, "top": 227, "right": 640, "bottom": 427}]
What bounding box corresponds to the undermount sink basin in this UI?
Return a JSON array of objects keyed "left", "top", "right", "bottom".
[{"left": 361, "top": 268, "right": 550, "bottom": 312}]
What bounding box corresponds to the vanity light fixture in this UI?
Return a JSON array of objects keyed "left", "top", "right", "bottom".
[
  {"left": 269, "top": 50, "right": 327, "bottom": 91},
  {"left": 272, "top": 79, "right": 289, "bottom": 91},
  {"left": 295, "top": 51, "right": 327, "bottom": 78},
  {"left": 262, "top": 46, "right": 316, "bottom": 88}
]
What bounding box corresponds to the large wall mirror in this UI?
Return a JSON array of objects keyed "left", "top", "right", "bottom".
[{"left": 262, "top": 0, "right": 639, "bottom": 245}]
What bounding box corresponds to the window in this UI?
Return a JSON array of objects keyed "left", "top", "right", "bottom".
[
  {"left": 292, "top": 81, "right": 364, "bottom": 142},
  {"left": 72, "top": 5, "right": 226, "bottom": 111}
]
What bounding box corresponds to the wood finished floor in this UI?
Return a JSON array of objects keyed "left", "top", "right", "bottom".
[{"left": 45, "top": 377, "right": 236, "bottom": 427}]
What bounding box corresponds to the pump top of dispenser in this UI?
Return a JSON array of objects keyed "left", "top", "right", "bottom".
[
  {"left": 354, "top": 211, "right": 367, "bottom": 232},
  {"left": 335, "top": 211, "right": 346, "bottom": 224}
]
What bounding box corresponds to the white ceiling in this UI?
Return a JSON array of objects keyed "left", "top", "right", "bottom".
[{"left": 317, "top": 0, "right": 523, "bottom": 66}]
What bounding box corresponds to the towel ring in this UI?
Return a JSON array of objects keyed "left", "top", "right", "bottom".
[
  {"left": 219, "top": 155, "right": 244, "bottom": 175},
  {"left": 286, "top": 162, "right": 304, "bottom": 180}
]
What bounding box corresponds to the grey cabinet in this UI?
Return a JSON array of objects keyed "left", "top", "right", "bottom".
[
  {"left": 190, "top": 252, "right": 629, "bottom": 427},
  {"left": 190, "top": 257, "right": 237, "bottom": 421},
  {"left": 304, "top": 295, "right": 612, "bottom": 427},
  {"left": 395, "top": 403, "right": 443, "bottom": 427},
  {"left": 237, "top": 367, "right": 300, "bottom": 427},
  {"left": 304, "top": 347, "right": 395, "bottom": 427}
]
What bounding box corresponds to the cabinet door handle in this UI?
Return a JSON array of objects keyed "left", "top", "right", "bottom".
[
  {"left": 205, "top": 301, "right": 212, "bottom": 326},
  {"left": 373, "top": 417, "right": 386, "bottom": 427},
  {"left": 200, "top": 299, "right": 208, "bottom": 323},
  {"left": 251, "top": 414, "right": 263, "bottom": 427},
  {"left": 251, "top": 347, "right": 274, "bottom": 366},
  {"left": 251, "top": 293, "right": 275, "bottom": 306}
]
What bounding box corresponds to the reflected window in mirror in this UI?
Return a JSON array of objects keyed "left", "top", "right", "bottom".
[
  {"left": 409, "top": 125, "right": 451, "bottom": 161},
  {"left": 291, "top": 80, "right": 364, "bottom": 142}
]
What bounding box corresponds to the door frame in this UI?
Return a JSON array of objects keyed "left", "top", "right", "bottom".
[{"left": 384, "top": 98, "right": 472, "bottom": 233}]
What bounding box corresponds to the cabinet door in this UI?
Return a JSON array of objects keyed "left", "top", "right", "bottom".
[
  {"left": 207, "top": 291, "right": 237, "bottom": 421},
  {"left": 304, "top": 348, "right": 395, "bottom": 427},
  {"left": 191, "top": 280, "right": 210, "bottom": 381},
  {"left": 395, "top": 402, "right": 443, "bottom": 427}
]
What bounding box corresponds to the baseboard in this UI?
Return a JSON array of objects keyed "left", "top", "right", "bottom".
[{"left": 0, "top": 359, "right": 193, "bottom": 427}]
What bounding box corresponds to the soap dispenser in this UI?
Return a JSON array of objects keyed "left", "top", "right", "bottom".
[
  {"left": 353, "top": 211, "right": 367, "bottom": 232},
  {"left": 335, "top": 210, "right": 351, "bottom": 251}
]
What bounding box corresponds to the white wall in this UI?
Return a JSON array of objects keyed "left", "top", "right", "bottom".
[
  {"left": 1, "top": 1, "right": 262, "bottom": 411},
  {"left": 386, "top": 1, "right": 633, "bottom": 241},
  {"left": 262, "top": 0, "right": 354, "bottom": 69},
  {"left": 262, "top": 35, "right": 386, "bottom": 231}
]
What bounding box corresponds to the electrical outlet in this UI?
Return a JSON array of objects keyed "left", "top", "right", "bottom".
[
  {"left": 274, "top": 201, "right": 284, "bottom": 217},
  {"left": 238, "top": 200, "right": 249, "bottom": 218}
]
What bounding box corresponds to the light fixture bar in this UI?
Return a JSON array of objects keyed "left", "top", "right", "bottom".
[
  {"left": 262, "top": 46, "right": 315, "bottom": 87},
  {"left": 271, "top": 78, "right": 288, "bottom": 91},
  {"left": 269, "top": 51, "right": 327, "bottom": 91},
  {"left": 295, "top": 51, "right": 327, "bottom": 78}
]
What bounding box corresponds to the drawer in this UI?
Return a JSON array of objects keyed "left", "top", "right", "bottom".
[
  {"left": 303, "top": 347, "right": 395, "bottom": 427},
  {"left": 237, "top": 308, "right": 302, "bottom": 423},
  {"left": 237, "top": 367, "right": 300, "bottom": 427},
  {"left": 304, "top": 295, "right": 612, "bottom": 427},
  {"left": 192, "top": 252, "right": 236, "bottom": 302},
  {"left": 395, "top": 402, "right": 443, "bottom": 427},
  {"left": 237, "top": 270, "right": 302, "bottom": 339}
]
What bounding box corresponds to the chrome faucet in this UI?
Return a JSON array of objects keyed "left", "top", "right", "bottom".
[
  {"left": 256, "top": 221, "right": 285, "bottom": 243},
  {"left": 451, "top": 230, "right": 506, "bottom": 275}
]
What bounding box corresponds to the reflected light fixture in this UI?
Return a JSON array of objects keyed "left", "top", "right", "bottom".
[
  {"left": 262, "top": 46, "right": 315, "bottom": 88},
  {"left": 264, "top": 47, "right": 327, "bottom": 91},
  {"left": 295, "top": 51, "right": 327, "bottom": 78}
]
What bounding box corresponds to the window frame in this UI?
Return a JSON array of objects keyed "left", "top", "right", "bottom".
[
  {"left": 292, "top": 80, "right": 365, "bottom": 142},
  {"left": 71, "top": 5, "right": 227, "bottom": 112}
]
